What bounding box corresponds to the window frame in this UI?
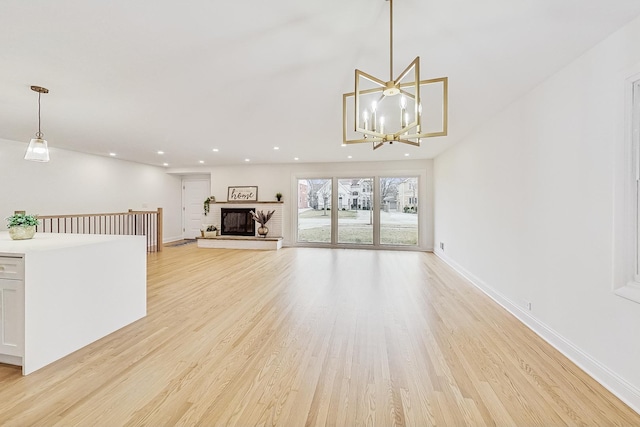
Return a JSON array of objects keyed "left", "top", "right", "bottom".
[
  {"left": 614, "top": 73, "right": 640, "bottom": 303},
  {"left": 292, "top": 171, "right": 427, "bottom": 250}
]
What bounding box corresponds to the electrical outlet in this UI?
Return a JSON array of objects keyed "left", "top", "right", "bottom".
[
  {"left": 527, "top": 302, "right": 532, "bottom": 311},
  {"left": 439, "top": 242, "right": 445, "bottom": 250}
]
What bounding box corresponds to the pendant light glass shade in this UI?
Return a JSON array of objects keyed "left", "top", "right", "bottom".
[
  {"left": 25, "top": 85, "right": 50, "bottom": 162},
  {"left": 24, "top": 137, "right": 50, "bottom": 162}
]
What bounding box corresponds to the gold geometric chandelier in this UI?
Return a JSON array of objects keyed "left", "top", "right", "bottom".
[{"left": 342, "top": 0, "right": 448, "bottom": 150}]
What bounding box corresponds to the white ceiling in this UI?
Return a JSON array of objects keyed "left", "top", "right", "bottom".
[{"left": 2, "top": 0, "right": 640, "bottom": 169}]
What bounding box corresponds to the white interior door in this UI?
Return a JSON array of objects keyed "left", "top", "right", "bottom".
[{"left": 183, "top": 179, "right": 210, "bottom": 239}]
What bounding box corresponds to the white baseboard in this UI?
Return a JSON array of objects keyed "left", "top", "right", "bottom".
[
  {"left": 434, "top": 249, "right": 640, "bottom": 415},
  {"left": 0, "top": 354, "right": 21, "bottom": 368},
  {"left": 163, "top": 235, "right": 184, "bottom": 244}
]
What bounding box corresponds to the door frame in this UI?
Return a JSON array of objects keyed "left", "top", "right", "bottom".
[{"left": 182, "top": 176, "right": 211, "bottom": 240}]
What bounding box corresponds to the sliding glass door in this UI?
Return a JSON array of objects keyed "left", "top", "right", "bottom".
[
  {"left": 337, "top": 178, "right": 373, "bottom": 245},
  {"left": 380, "top": 177, "right": 418, "bottom": 246},
  {"left": 296, "top": 175, "right": 420, "bottom": 248},
  {"left": 297, "top": 178, "right": 332, "bottom": 243}
]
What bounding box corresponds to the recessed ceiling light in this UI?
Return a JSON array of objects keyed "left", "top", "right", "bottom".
[
  {"left": 199, "top": 160, "right": 204, "bottom": 164},
  {"left": 347, "top": 155, "right": 353, "bottom": 159},
  {"left": 244, "top": 158, "right": 250, "bottom": 162},
  {"left": 341, "top": 144, "right": 346, "bottom": 147},
  {"left": 273, "top": 146, "right": 280, "bottom": 150},
  {"left": 404, "top": 153, "right": 410, "bottom": 157},
  {"left": 157, "top": 151, "right": 164, "bottom": 155},
  {"left": 109, "top": 152, "right": 116, "bottom": 157},
  {"left": 163, "top": 162, "right": 169, "bottom": 167},
  {"left": 212, "top": 148, "right": 219, "bottom": 152},
  {"left": 294, "top": 157, "right": 299, "bottom": 161}
]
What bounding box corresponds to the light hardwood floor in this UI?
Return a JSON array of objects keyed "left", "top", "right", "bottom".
[{"left": 0, "top": 243, "right": 638, "bottom": 426}]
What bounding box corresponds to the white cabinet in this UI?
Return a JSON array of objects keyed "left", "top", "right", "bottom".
[
  {"left": 0, "top": 232, "right": 146, "bottom": 375},
  {"left": 0, "top": 256, "right": 24, "bottom": 361}
]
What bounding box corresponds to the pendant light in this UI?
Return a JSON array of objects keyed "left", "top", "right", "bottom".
[
  {"left": 342, "top": 0, "right": 448, "bottom": 150},
  {"left": 24, "top": 85, "right": 50, "bottom": 162}
]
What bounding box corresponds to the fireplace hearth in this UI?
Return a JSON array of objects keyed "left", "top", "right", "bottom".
[{"left": 221, "top": 208, "right": 255, "bottom": 236}]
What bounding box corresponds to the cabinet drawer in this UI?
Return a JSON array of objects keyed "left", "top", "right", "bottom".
[{"left": 0, "top": 257, "right": 24, "bottom": 280}]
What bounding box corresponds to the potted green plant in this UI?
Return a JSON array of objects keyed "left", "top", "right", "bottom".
[
  {"left": 6, "top": 213, "right": 39, "bottom": 240},
  {"left": 275, "top": 192, "right": 282, "bottom": 202},
  {"left": 203, "top": 196, "right": 215, "bottom": 216}
]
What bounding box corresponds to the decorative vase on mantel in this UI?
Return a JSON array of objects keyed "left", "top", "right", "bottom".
[
  {"left": 257, "top": 226, "right": 268, "bottom": 238},
  {"left": 9, "top": 225, "right": 36, "bottom": 240}
]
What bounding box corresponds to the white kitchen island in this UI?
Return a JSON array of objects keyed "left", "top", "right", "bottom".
[{"left": 0, "top": 232, "right": 146, "bottom": 375}]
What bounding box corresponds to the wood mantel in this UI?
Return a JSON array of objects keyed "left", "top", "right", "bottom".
[{"left": 211, "top": 201, "right": 283, "bottom": 204}]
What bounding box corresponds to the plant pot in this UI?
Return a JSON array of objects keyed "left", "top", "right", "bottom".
[
  {"left": 257, "top": 226, "right": 268, "bottom": 237},
  {"left": 9, "top": 225, "right": 36, "bottom": 240},
  {"left": 203, "top": 231, "right": 218, "bottom": 238}
]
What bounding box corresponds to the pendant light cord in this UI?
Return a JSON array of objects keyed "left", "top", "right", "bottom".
[
  {"left": 389, "top": 0, "right": 394, "bottom": 81},
  {"left": 36, "top": 91, "right": 42, "bottom": 138}
]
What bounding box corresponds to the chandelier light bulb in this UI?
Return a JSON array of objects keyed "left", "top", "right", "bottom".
[
  {"left": 372, "top": 102, "right": 378, "bottom": 133},
  {"left": 400, "top": 95, "right": 407, "bottom": 128}
]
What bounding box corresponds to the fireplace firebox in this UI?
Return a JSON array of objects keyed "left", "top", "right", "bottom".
[{"left": 221, "top": 208, "right": 255, "bottom": 236}]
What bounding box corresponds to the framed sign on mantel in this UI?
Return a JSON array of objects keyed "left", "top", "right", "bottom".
[{"left": 227, "top": 186, "right": 258, "bottom": 202}]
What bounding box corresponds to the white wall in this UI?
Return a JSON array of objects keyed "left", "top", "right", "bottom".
[
  {"left": 434, "top": 16, "right": 640, "bottom": 411},
  {"left": 0, "top": 138, "right": 183, "bottom": 242},
  {"left": 176, "top": 160, "right": 434, "bottom": 248}
]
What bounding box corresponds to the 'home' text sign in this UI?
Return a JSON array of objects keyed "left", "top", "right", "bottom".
[{"left": 227, "top": 186, "right": 258, "bottom": 202}]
